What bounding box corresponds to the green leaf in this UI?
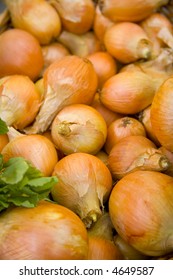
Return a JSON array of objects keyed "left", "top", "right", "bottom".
[
  {"left": 1, "top": 157, "right": 29, "bottom": 184},
  {"left": 0, "top": 119, "right": 8, "bottom": 135}
]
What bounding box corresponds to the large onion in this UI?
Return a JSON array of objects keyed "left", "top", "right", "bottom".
[
  {"left": 0, "top": 201, "right": 88, "bottom": 260},
  {"left": 109, "top": 170, "right": 173, "bottom": 256}
]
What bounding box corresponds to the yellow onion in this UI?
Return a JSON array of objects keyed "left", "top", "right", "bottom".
[
  {"left": 151, "top": 76, "right": 173, "bottom": 152},
  {"left": 95, "top": 150, "right": 109, "bottom": 167},
  {"left": 91, "top": 92, "right": 123, "bottom": 127},
  {"left": 34, "top": 78, "right": 45, "bottom": 102},
  {"left": 104, "top": 117, "right": 146, "bottom": 154},
  {"left": 0, "top": 200, "right": 88, "bottom": 260},
  {"left": 1, "top": 128, "right": 58, "bottom": 176},
  {"left": 24, "top": 55, "right": 98, "bottom": 134},
  {"left": 140, "top": 13, "right": 173, "bottom": 56},
  {"left": 87, "top": 213, "right": 124, "bottom": 260},
  {"left": 98, "top": 0, "right": 169, "bottom": 22},
  {"left": 0, "top": 75, "right": 41, "bottom": 130},
  {"left": 51, "top": 152, "right": 113, "bottom": 228},
  {"left": 41, "top": 42, "right": 70, "bottom": 75},
  {"left": 93, "top": 4, "right": 114, "bottom": 43},
  {"left": 109, "top": 170, "right": 173, "bottom": 256},
  {"left": 100, "top": 71, "right": 156, "bottom": 115},
  {"left": 5, "top": 0, "right": 61, "bottom": 45},
  {"left": 138, "top": 105, "right": 160, "bottom": 146},
  {"left": 50, "top": 0, "right": 95, "bottom": 34},
  {"left": 108, "top": 135, "right": 170, "bottom": 179},
  {"left": 0, "top": 134, "right": 9, "bottom": 153},
  {"left": 87, "top": 51, "right": 118, "bottom": 89},
  {"left": 0, "top": 29, "right": 43, "bottom": 81},
  {"left": 104, "top": 22, "right": 153, "bottom": 64},
  {"left": 114, "top": 235, "right": 149, "bottom": 260},
  {"left": 51, "top": 104, "right": 107, "bottom": 155},
  {"left": 57, "top": 30, "right": 102, "bottom": 58}
]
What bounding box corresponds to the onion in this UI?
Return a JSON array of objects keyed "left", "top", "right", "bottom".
[
  {"left": 0, "top": 28, "right": 43, "bottom": 81},
  {"left": 104, "top": 117, "right": 146, "bottom": 154},
  {"left": 95, "top": 150, "right": 109, "bottom": 167},
  {"left": 108, "top": 135, "right": 170, "bottom": 179},
  {"left": 0, "top": 134, "right": 9, "bottom": 153},
  {"left": 104, "top": 22, "right": 153, "bottom": 64},
  {"left": 51, "top": 104, "right": 107, "bottom": 155},
  {"left": 0, "top": 75, "right": 41, "bottom": 130},
  {"left": 24, "top": 55, "right": 98, "bottom": 134},
  {"left": 98, "top": 0, "right": 169, "bottom": 22},
  {"left": 91, "top": 92, "right": 123, "bottom": 127},
  {"left": 100, "top": 71, "right": 156, "bottom": 115},
  {"left": 150, "top": 76, "right": 173, "bottom": 152},
  {"left": 34, "top": 78, "right": 45, "bottom": 102},
  {"left": 57, "top": 30, "right": 102, "bottom": 58},
  {"left": 138, "top": 105, "right": 160, "bottom": 146},
  {"left": 5, "top": 0, "right": 61, "bottom": 45},
  {"left": 159, "top": 146, "right": 173, "bottom": 177},
  {"left": 0, "top": 200, "right": 88, "bottom": 260},
  {"left": 41, "top": 42, "right": 70, "bottom": 75},
  {"left": 87, "top": 51, "right": 118, "bottom": 89},
  {"left": 140, "top": 13, "right": 173, "bottom": 56},
  {"left": 87, "top": 212, "right": 124, "bottom": 260},
  {"left": 1, "top": 129, "right": 58, "bottom": 176},
  {"left": 50, "top": 0, "right": 95, "bottom": 34},
  {"left": 51, "top": 152, "right": 113, "bottom": 228},
  {"left": 109, "top": 170, "right": 173, "bottom": 256},
  {"left": 93, "top": 4, "right": 114, "bottom": 43}
]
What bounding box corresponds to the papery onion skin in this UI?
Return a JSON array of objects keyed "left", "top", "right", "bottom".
[
  {"left": 105, "top": 117, "right": 146, "bottom": 154},
  {"left": 98, "top": 0, "right": 169, "bottom": 22},
  {"left": 104, "top": 22, "right": 152, "bottom": 64},
  {"left": 100, "top": 71, "right": 156, "bottom": 115},
  {"left": 25, "top": 55, "right": 98, "bottom": 134},
  {"left": 51, "top": 0, "right": 95, "bottom": 34},
  {"left": 108, "top": 135, "right": 170, "bottom": 179},
  {"left": 0, "top": 201, "right": 88, "bottom": 260},
  {"left": 1, "top": 134, "right": 58, "bottom": 176},
  {"left": 0, "top": 29, "right": 43, "bottom": 81},
  {"left": 51, "top": 152, "right": 113, "bottom": 228},
  {"left": 150, "top": 76, "right": 173, "bottom": 152},
  {"left": 51, "top": 104, "right": 107, "bottom": 155},
  {"left": 109, "top": 170, "right": 173, "bottom": 256},
  {"left": 0, "top": 75, "right": 41, "bottom": 130},
  {"left": 5, "top": 0, "right": 61, "bottom": 45}
]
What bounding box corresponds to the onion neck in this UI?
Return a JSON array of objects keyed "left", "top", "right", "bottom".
[
  {"left": 137, "top": 39, "right": 152, "bottom": 60},
  {"left": 7, "top": 126, "right": 25, "bottom": 141}
]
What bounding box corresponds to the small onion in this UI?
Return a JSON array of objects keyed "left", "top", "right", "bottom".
[
  {"left": 51, "top": 152, "right": 113, "bottom": 228},
  {"left": 51, "top": 104, "right": 107, "bottom": 155},
  {"left": 91, "top": 92, "right": 123, "bottom": 127},
  {"left": 104, "top": 117, "right": 146, "bottom": 154},
  {"left": 87, "top": 51, "right": 118, "bottom": 89},
  {"left": 104, "top": 22, "right": 152, "bottom": 64},
  {"left": 1, "top": 131, "right": 58, "bottom": 176},
  {"left": 5, "top": 0, "right": 61, "bottom": 45},
  {"left": 109, "top": 170, "right": 173, "bottom": 256},
  {"left": 0, "top": 29, "right": 43, "bottom": 81},
  {"left": 150, "top": 76, "right": 173, "bottom": 152},
  {"left": 0, "top": 134, "right": 9, "bottom": 153},
  {"left": 98, "top": 0, "right": 169, "bottom": 22},
  {"left": 57, "top": 30, "right": 102, "bottom": 58},
  {"left": 108, "top": 135, "right": 170, "bottom": 179},
  {"left": 0, "top": 200, "right": 88, "bottom": 260},
  {"left": 0, "top": 75, "right": 41, "bottom": 130},
  {"left": 100, "top": 71, "right": 156, "bottom": 115},
  {"left": 51, "top": 0, "right": 95, "bottom": 34},
  {"left": 24, "top": 55, "right": 98, "bottom": 134},
  {"left": 95, "top": 150, "right": 109, "bottom": 167}
]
